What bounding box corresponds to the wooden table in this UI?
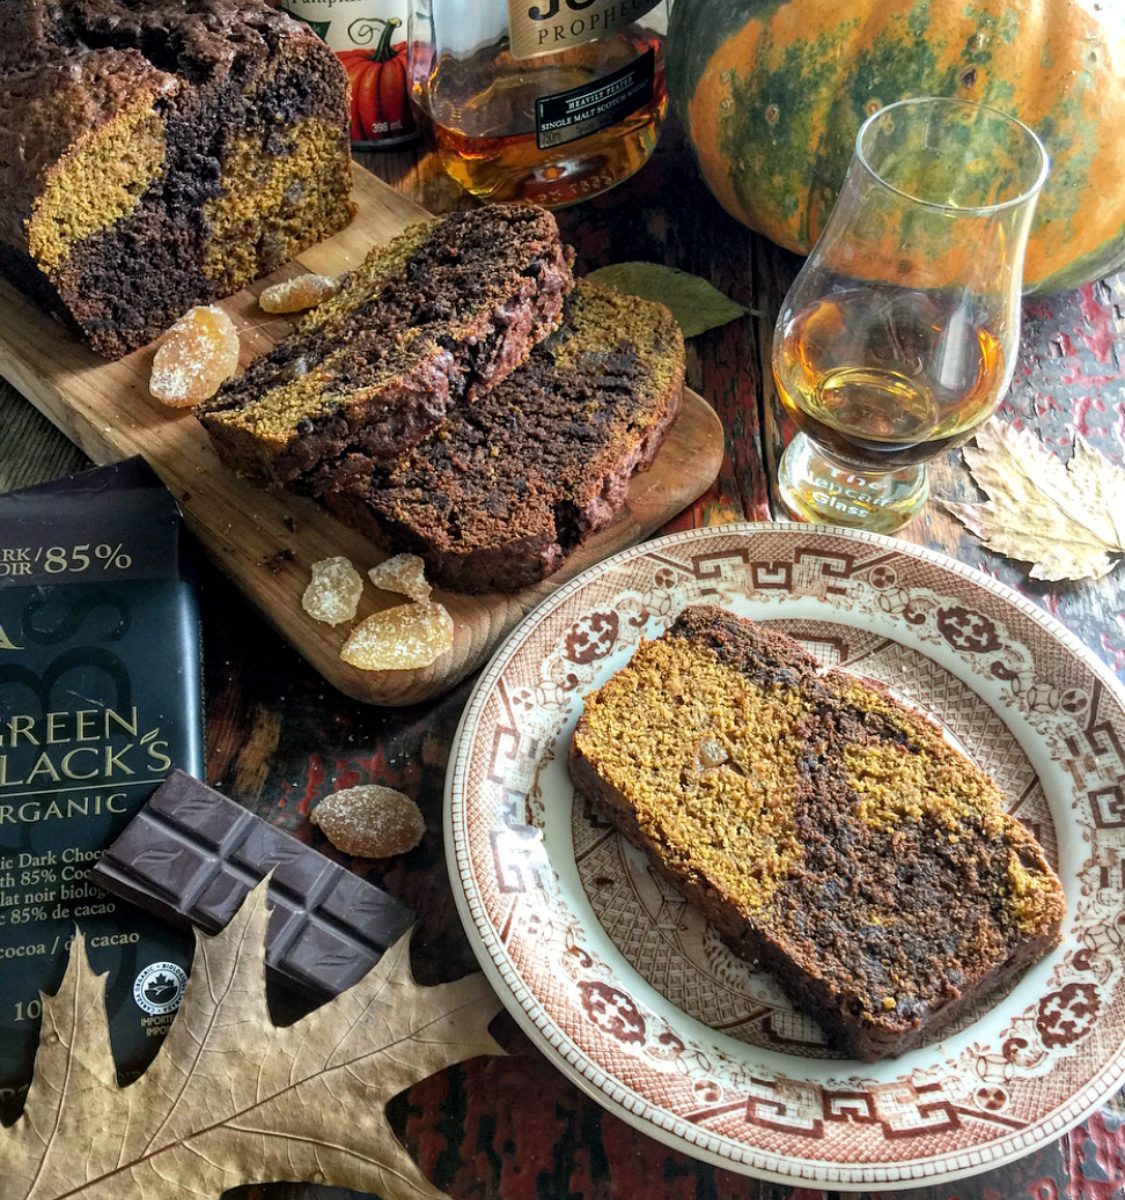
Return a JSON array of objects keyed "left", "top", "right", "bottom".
[{"left": 2, "top": 131, "right": 1123, "bottom": 1200}]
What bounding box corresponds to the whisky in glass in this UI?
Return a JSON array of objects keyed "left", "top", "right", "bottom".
[{"left": 773, "top": 97, "right": 1049, "bottom": 532}]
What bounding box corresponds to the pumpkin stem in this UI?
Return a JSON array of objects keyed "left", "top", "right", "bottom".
[{"left": 373, "top": 16, "right": 401, "bottom": 62}]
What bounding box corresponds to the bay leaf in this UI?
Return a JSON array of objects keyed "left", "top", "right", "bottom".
[{"left": 586, "top": 262, "right": 753, "bottom": 337}]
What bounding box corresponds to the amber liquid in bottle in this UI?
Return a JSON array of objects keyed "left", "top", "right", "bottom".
[
  {"left": 420, "top": 29, "right": 667, "bottom": 207},
  {"left": 774, "top": 281, "right": 1006, "bottom": 472}
]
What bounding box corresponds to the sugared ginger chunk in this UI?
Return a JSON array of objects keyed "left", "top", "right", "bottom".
[
  {"left": 150, "top": 305, "right": 239, "bottom": 406},
  {"left": 302, "top": 556, "right": 364, "bottom": 626},
  {"left": 367, "top": 554, "right": 432, "bottom": 603},
  {"left": 310, "top": 784, "right": 426, "bottom": 857},
  {"left": 260, "top": 273, "right": 339, "bottom": 314},
  {"left": 340, "top": 601, "right": 453, "bottom": 671}
]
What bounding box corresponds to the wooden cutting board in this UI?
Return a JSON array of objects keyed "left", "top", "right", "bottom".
[{"left": 0, "top": 165, "right": 724, "bottom": 706}]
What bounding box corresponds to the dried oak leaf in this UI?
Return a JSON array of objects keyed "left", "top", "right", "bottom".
[
  {"left": 0, "top": 880, "right": 501, "bottom": 1200},
  {"left": 943, "top": 424, "right": 1125, "bottom": 582}
]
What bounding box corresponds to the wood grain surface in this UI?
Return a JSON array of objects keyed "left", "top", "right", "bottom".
[
  {"left": 0, "top": 165, "right": 724, "bottom": 706},
  {"left": 0, "top": 124, "right": 1122, "bottom": 1200}
]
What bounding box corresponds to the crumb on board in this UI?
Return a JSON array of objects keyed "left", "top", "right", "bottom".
[{"left": 263, "top": 548, "right": 296, "bottom": 575}]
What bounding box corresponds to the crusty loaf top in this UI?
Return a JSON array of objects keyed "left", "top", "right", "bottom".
[
  {"left": 0, "top": 0, "right": 314, "bottom": 78},
  {"left": 0, "top": 0, "right": 329, "bottom": 251}
]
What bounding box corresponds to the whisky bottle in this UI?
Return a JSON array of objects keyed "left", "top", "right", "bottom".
[{"left": 408, "top": 0, "right": 669, "bottom": 206}]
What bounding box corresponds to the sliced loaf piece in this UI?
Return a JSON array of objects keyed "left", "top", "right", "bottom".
[
  {"left": 196, "top": 204, "right": 573, "bottom": 487},
  {"left": 323, "top": 281, "right": 685, "bottom": 593},
  {"left": 569, "top": 606, "right": 1065, "bottom": 1060}
]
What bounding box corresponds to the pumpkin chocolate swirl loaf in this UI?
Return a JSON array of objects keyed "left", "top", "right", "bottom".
[
  {"left": 197, "top": 205, "right": 574, "bottom": 489},
  {"left": 323, "top": 282, "right": 684, "bottom": 593},
  {"left": 570, "top": 606, "right": 1066, "bottom": 1061},
  {"left": 0, "top": 0, "right": 353, "bottom": 358}
]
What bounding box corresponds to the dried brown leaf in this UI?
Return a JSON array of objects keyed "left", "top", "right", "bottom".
[
  {"left": 943, "top": 423, "right": 1125, "bottom": 582},
  {"left": 0, "top": 880, "right": 501, "bottom": 1200}
]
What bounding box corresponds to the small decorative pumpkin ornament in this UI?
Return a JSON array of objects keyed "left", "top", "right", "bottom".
[{"left": 668, "top": 0, "right": 1125, "bottom": 294}]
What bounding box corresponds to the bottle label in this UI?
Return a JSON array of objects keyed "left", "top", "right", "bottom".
[
  {"left": 509, "top": 0, "right": 662, "bottom": 61},
  {"left": 536, "top": 48, "right": 655, "bottom": 149},
  {"left": 282, "top": 0, "right": 405, "bottom": 52},
  {"left": 280, "top": 0, "right": 416, "bottom": 145}
]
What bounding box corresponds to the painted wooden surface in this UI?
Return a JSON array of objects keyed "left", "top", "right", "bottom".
[
  {"left": 0, "top": 165, "right": 724, "bottom": 707},
  {"left": 0, "top": 126, "right": 1122, "bottom": 1200}
]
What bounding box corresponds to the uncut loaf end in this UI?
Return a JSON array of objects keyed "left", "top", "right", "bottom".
[{"left": 0, "top": 0, "right": 354, "bottom": 358}]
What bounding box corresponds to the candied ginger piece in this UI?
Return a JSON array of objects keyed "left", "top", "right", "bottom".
[
  {"left": 259, "top": 273, "right": 339, "bottom": 314},
  {"left": 340, "top": 601, "right": 453, "bottom": 671},
  {"left": 302, "top": 556, "right": 363, "bottom": 626},
  {"left": 310, "top": 784, "right": 425, "bottom": 857},
  {"left": 368, "top": 554, "right": 431, "bottom": 603},
  {"left": 150, "top": 305, "right": 239, "bottom": 406}
]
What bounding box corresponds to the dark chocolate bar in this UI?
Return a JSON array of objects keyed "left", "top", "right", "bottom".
[{"left": 91, "top": 771, "right": 415, "bottom": 999}]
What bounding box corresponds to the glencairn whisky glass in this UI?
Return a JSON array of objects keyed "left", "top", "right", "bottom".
[
  {"left": 408, "top": 0, "right": 669, "bottom": 207},
  {"left": 773, "top": 97, "right": 1049, "bottom": 532}
]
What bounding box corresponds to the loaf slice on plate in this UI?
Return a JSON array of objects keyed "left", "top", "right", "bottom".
[
  {"left": 569, "top": 606, "right": 1066, "bottom": 1061},
  {"left": 198, "top": 205, "right": 573, "bottom": 488},
  {"left": 322, "top": 281, "right": 685, "bottom": 593},
  {"left": 0, "top": 0, "right": 353, "bottom": 358}
]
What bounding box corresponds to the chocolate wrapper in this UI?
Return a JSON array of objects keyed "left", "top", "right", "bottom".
[{"left": 0, "top": 458, "right": 203, "bottom": 1120}]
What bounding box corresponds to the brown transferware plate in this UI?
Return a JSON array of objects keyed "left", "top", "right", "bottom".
[{"left": 445, "top": 523, "right": 1125, "bottom": 1189}]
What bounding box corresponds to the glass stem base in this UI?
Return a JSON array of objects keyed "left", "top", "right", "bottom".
[{"left": 776, "top": 434, "right": 929, "bottom": 533}]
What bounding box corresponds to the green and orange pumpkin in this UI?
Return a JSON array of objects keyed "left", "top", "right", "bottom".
[{"left": 667, "top": 0, "right": 1125, "bottom": 293}]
